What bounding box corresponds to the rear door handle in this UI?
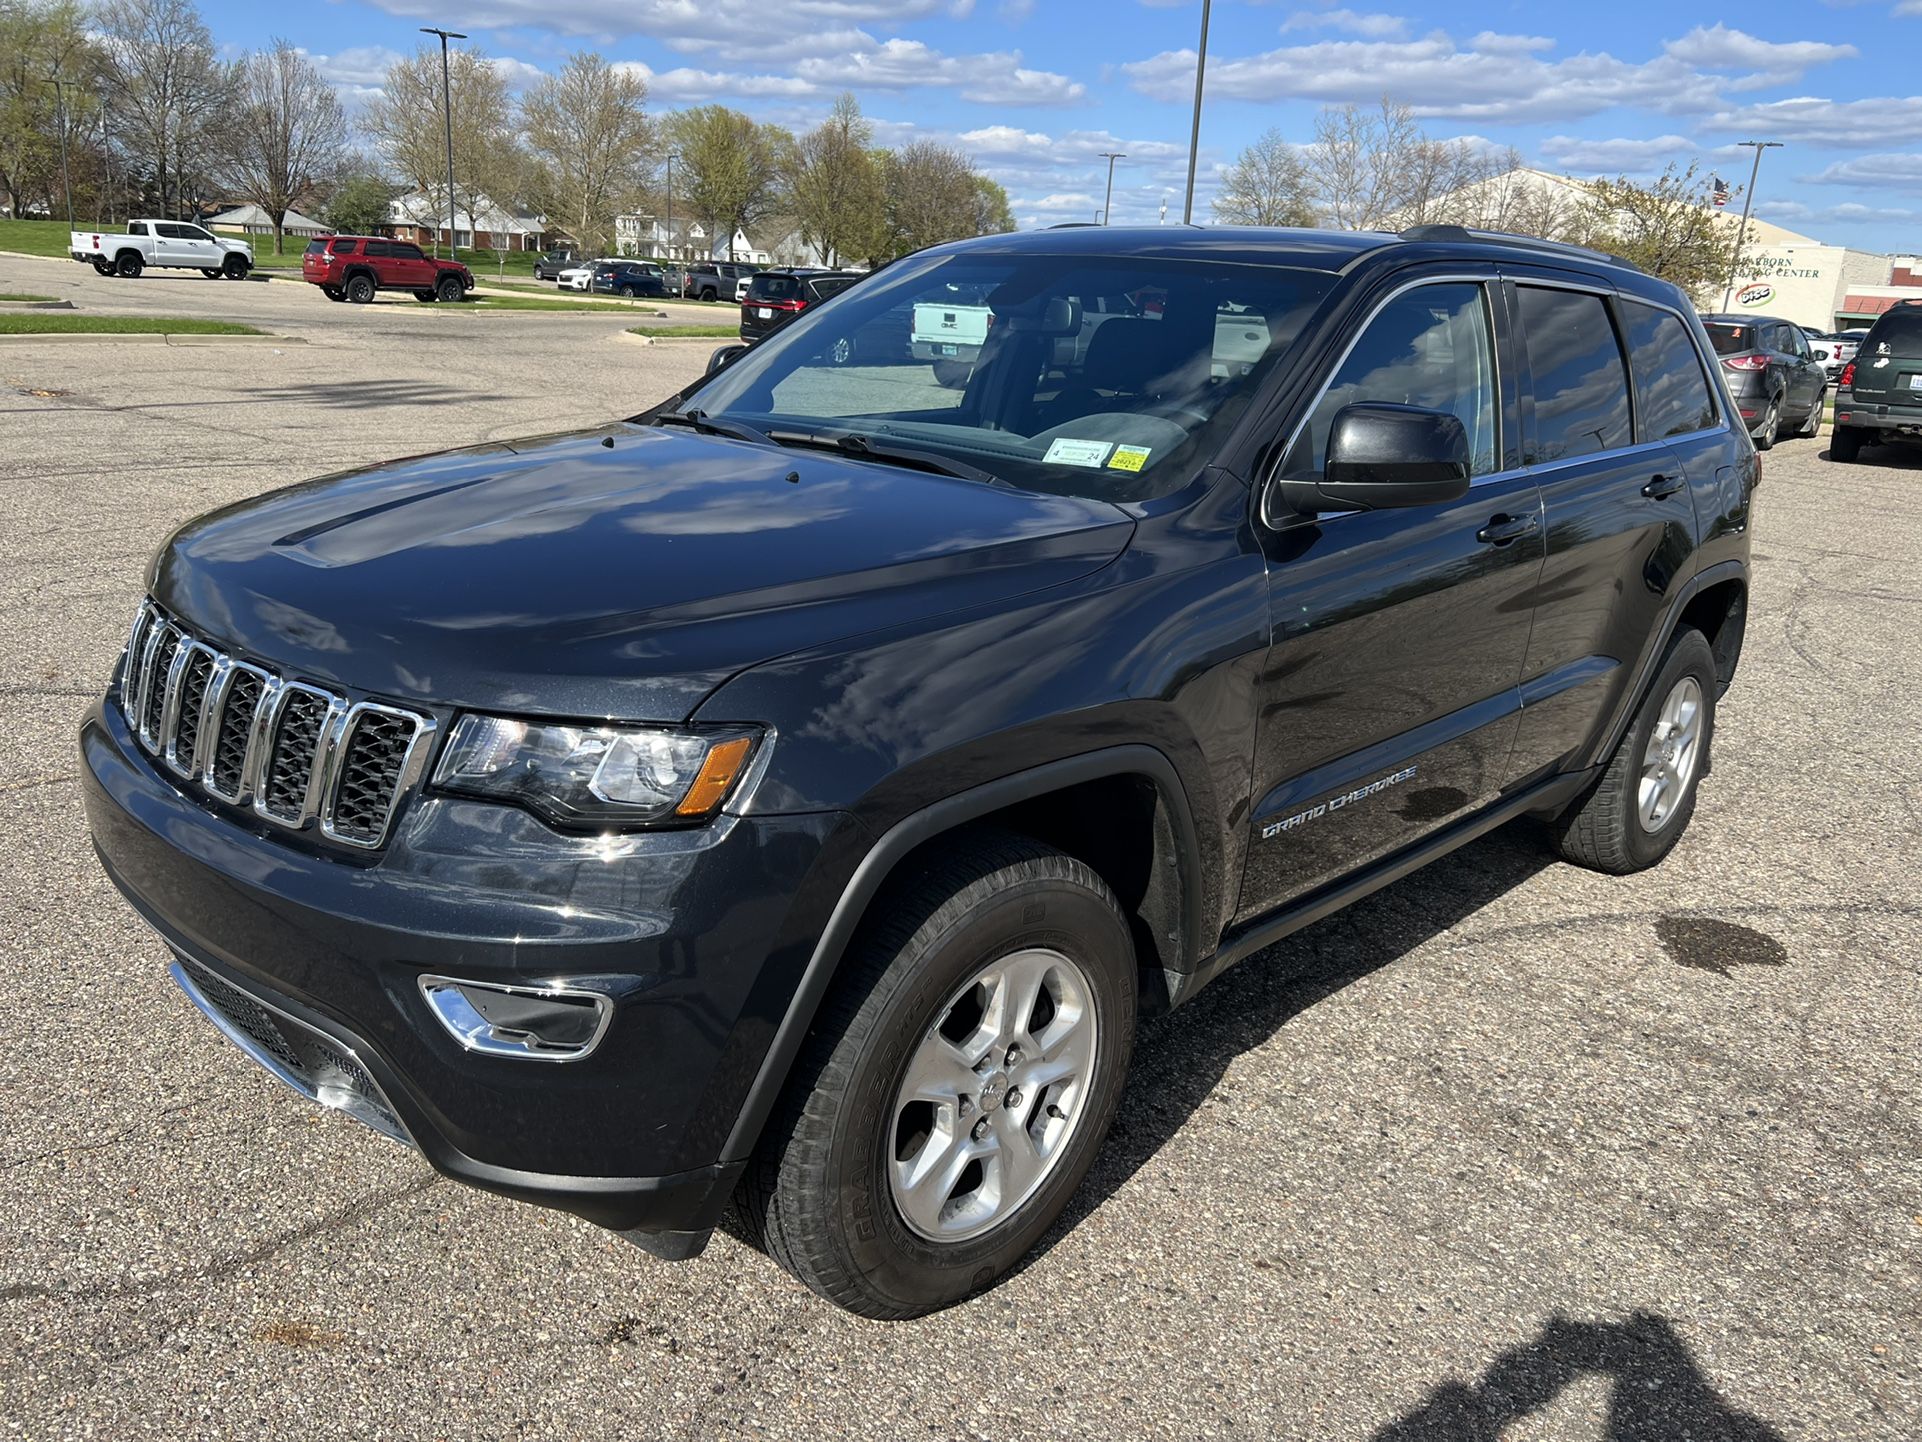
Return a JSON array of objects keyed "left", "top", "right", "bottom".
[
  {"left": 1642, "top": 473, "right": 1687, "bottom": 499},
  {"left": 1477, "top": 512, "right": 1540, "bottom": 546}
]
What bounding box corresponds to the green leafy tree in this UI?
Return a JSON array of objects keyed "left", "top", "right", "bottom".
[
  {"left": 1578, "top": 163, "right": 1733, "bottom": 297},
  {"left": 790, "top": 93, "right": 882, "bottom": 267},
  {"left": 669, "top": 104, "right": 792, "bottom": 258},
  {"left": 881, "top": 139, "right": 998, "bottom": 256},
  {"left": 326, "top": 171, "right": 398, "bottom": 236},
  {"left": 0, "top": 0, "right": 99, "bottom": 221}
]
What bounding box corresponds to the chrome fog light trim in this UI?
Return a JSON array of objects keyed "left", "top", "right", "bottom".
[{"left": 417, "top": 975, "right": 614, "bottom": 1063}]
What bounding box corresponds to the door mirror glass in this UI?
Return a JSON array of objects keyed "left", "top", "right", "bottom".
[{"left": 1279, "top": 403, "right": 1471, "bottom": 513}]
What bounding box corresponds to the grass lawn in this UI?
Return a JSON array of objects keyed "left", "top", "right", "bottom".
[
  {"left": 453, "top": 293, "right": 659, "bottom": 314},
  {"left": 0, "top": 218, "right": 71, "bottom": 257},
  {"left": 0, "top": 291, "right": 56, "bottom": 301},
  {"left": 628, "top": 324, "right": 740, "bottom": 338},
  {"left": 0, "top": 314, "right": 261, "bottom": 335}
]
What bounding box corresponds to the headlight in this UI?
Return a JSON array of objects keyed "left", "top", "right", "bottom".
[{"left": 433, "top": 715, "right": 763, "bottom": 829}]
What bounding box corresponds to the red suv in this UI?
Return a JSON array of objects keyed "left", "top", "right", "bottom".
[{"left": 302, "top": 235, "right": 472, "bottom": 304}]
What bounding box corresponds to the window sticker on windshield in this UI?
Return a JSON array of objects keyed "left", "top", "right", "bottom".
[
  {"left": 1043, "top": 438, "right": 1114, "bottom": 468},
  {"left": 1107, "top": 445, "right": 1152, "bottom": 472}
]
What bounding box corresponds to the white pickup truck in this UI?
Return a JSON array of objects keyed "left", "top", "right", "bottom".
[{"left": 70, "top": 220, "right": 253, "bottom": 280}]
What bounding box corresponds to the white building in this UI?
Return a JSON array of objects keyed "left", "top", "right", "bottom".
[
  {"left": 207, "top": 203, "right": 328, "bottom": 239},
  {"left": 386, "top": 191, "right": 552, "bottom": 252},
  {"left": 613, "top": 213, "right": 837, "bottom": 267}
]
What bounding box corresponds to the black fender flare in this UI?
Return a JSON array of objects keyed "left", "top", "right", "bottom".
[{"left": 719, "top": 744, "right": 1202, "bottom": 1165}]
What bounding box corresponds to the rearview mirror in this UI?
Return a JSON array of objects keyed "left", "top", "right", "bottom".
[
  {"left": 1278, "top": 403, "right": 1472, "bottom": 515},
  {"left": 707, "top": 343, "right": 748, "bottom": 374}
]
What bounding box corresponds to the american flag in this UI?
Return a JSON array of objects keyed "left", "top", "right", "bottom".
[{"left": 1711, "top": 177, "right": 1730, "bottom": 209}]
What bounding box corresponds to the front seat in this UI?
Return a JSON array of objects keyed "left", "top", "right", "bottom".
[{"left": 1038, "top": 318, "right": 1166, "bottom": 428}]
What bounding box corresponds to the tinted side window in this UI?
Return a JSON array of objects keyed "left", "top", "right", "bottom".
[
  {"left": 364, "top": 240, "right": 392, "bottom": 258},
  {"left": 332, "top": 239, "right": 358, "bottom": 255},
  {"left": 155, "top": 223, "right": 188, "bottom": 239},
  {"left": 127, "top": 222, "right": 148, "bottom": 236},
  {"left": 1866, "top": 308, "right": 1922, "bottom": 354},
  {"left": 1517, "top": 287, "right": 1632, "bottom": 463},
  {"left": 810, "top": 276, "right": 857, "bottom": 301},
  {"left": 392, "top": 243, "right": 424, "bottom": 260},
  {"left": 1283, "top": 282, "right": 1498, "bottom": 480},
  {"left": 1621, "top": 302, "right": 1717, "bottom": 440}
]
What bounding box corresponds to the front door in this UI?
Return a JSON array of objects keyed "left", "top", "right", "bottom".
[{"left": 1240, "top": 277, "right": 1544, "bottom": 920}]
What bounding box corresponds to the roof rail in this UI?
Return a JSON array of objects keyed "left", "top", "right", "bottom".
[
  {"left": 1046, "top": 221, "right": 1103, "bottom": 229},
  {"left": 1397, "top": 224, "right": 1644, "bottom": 275}
]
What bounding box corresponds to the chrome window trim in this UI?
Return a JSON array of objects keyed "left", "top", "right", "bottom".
[
  {"left": 1260, "top": 271, "right": 1502, "bottom": 530},
  {"left": 320, "top": 702, "right": 439, "bottom": 850}
]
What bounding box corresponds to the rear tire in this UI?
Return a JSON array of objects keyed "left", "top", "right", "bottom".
[
  {"left": 1829, "top": 425, "right": 1864, "bottom": 463},
  {"left": 742, "top": 833, "right": 1137, "bottom": 1319},
  {"left": 344, "top": 273, "right": 376, "bottom": 304},
  {"left": 91, "top": 258, "right": 113, "bottom": 276},
  {"left": 114, "top": 251, "right": 142, "bottom": 278},
  {"left": 1752, "top": 395, "right": 1779, "bottom": 451},
  {"left": 1548, "top": 627, "right": 1716, "bottom": 875},
  {"left": 1797, "top": 386, "right": 1825, "bottom": 438},
  {"left": 200, "top": 267, "right": 222, "bottom": 279},
  {"left": 933, "top": 360, "right": 971, "bottom": 389},
  {"left": 435, "top": 274, "right": 464, "bottom": 303},
  {"left": 321, "top": 285, "right": 345, "bottom": 302}
]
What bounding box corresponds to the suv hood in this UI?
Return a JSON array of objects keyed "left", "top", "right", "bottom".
[{"left": 151, "top": 424, "right": 1134, "bottom": 720}]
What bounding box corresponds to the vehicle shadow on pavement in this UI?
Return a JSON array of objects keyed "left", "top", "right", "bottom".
[
  {"left": 1372, "top": 1311, "right": 1788, "bottom": 1441},
  {"left": 1044, "top": 824, "right": 1556, "bottom": 1244},
  {"left": 251, "top": 380, "right": 516, "bottom": 409}
]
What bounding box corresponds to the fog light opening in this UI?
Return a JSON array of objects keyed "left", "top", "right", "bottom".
[{"left": 418, "top": 976, "right": 613, "bottom": 1062}]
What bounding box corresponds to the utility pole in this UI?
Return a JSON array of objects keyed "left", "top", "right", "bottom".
[
  {"left": 420, "top": 27, "right": 466, "bottom": 259},
  {"left": 1721, "top": 140, "right": 1782, "bottom": 311},
  {"left": 44, "top": 75, "right": 75, "bottom": 233},
  {"left": 1099, "top": 152, "right": 1125, "bottom": 224},
  {"left": 665, "top": 153, "right": 676, "bottom": 262},
  {"left": 1181, "top": 0, "right": 1211, "bottom": 224}
]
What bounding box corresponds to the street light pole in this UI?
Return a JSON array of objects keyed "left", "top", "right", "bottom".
[
  {"left": 1721, "top": 140, "right": 1782, "bottom": 311},
  {"left": 44, "top": 75, "right": 75, "bottom": 234},
  {"left": 1099, "top": 152, "right": 1125, "bottom": 224},
  {"left": 1181, "top": 0, "right": 1211, "bottom": 224},
  {"left": 420, "top": 27, "right": 466, "bottom": 259}
]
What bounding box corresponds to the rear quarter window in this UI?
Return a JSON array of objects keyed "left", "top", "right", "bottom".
[
  {"left": 1703, "top": 323, "right": 1753, "bottom": 356},
  {"left": 304, "top": 239, "right": 327, "bottom": 255}
]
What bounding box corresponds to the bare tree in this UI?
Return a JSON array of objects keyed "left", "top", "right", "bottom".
[
  {"left": 790, "top": 93, "right": 881, "bottom": 267},
  {"left": 669, "top": 105, "right": 792, "bottom": 259},
  {"left": 1213, "top": 127, "right": 1317, "bottom": 227},
  {"left": 1303, "top": 98, "right": 1425, "bottom": 231},
  {"left": 971, "top": 174, "right": 1014, "bottom": 236},
  {"left": 882, "top": 139, "right": 992, "bottom": 256},
  {"left": 521, "top": 52, "right": 651, "bottom": 257},
  {"left": 93, "top": 0, "right": 233, "bottom": 219},
  {"left": 218, "top": 40, "right": 344, "bottom": 253},
  {"left": 366, "top": 43, "right": 517, "bottom": 252}
]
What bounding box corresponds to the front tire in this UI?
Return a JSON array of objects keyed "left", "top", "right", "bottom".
[
  {"left": 435, "top": 274, "right": 465, "bottom": 303},
  {"left": 1548, "top": 627, "right": 1716, "bottom": 874},
  {"left": 743, "top": 834, "right": 1137, "bottom": 1319},
  {"left": 222, "top": 254, "right": 249, "bottom": 279}
]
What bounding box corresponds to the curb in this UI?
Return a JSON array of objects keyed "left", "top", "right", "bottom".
[
  {"left": 619, "top": 330, "right": 737, "bottom": 346},
  {"left": 0, "top": 298, "right": 74, "bottom": 310},
  {"left": 0, "top": 331, "right": 303, "bottom": 345}
]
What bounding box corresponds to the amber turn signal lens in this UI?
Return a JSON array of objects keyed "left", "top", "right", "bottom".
[{"left": 675, "top": 736, "right": 755, "bottom": 816}]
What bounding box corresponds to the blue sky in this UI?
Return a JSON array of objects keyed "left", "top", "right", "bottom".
[{"left": 198, "top": 0, "right": 1922, "bottom": 251}]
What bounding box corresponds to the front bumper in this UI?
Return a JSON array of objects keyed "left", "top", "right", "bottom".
[
  {"left": 80, "top": 696, "right": 863, "bottom": 1239},
  {"left": 1834, "top": 391, "right": 1922, "bottom": 437}
]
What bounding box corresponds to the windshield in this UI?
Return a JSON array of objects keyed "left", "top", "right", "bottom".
[
  {"left": 1704, "top": 323, "right": 1753, "bottom": 356},
  {"left": 683, "top": 251, "right": 1335, "bottom": 501}
]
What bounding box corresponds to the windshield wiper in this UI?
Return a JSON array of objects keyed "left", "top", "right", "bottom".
[
  {"left": 653, "top": 408, "right": 774, "bottom": 447},
  {"left": 766, "top": 428, "right": 1007, "bottom": 487}
]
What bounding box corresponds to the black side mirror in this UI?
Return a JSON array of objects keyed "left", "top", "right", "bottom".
[
  {"left": 707, "top": 343, "right": 749, "bottom": 374},
  {"left": 1278, "top": 402, "right": 1472, "bottom": 515}
]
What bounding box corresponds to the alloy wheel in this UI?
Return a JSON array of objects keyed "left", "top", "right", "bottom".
[
  {"left": 1637, "top": 675, "right": 1703, "bottom": 833},
  {"left": 888, "top": 947, "right": 1098, "bottom": 1243}
]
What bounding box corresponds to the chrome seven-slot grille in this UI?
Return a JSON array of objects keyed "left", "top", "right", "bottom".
[{"left": 121, "top": 600, "right": 436, "bottom": 849}]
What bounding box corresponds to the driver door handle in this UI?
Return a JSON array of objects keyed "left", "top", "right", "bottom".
[
  {"left": 1642, "top": 472, "right": 1687, "bottom": 499},
  {"left": 1477, "top": 512, "right": 1540, "bottom": 546}
]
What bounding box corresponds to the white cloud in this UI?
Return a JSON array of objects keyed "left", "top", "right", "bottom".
[
  {"left": 618, "top": 61, "right": 815, "bottom": 101},
  {"left": 486, "top": 56, "right": 550, "bottom": 90},
  {"left": 1539, "top": 133, "right": 1699, "bottom": 172},
  {"left": 1803, "top": 150, "right": 1922, "bottom": 191},
  {"left": 793, "top": 38, "right": 1085, "bottom": 104},
  {"left": 359, "top": 0, "right": 955, "bottom": 55},
  {"left": 1280, "top": 10, "right": 1409, "bottom": 39},
  {"left": 305, "top": 45, "right": 403, "bottom": 88},
  {"left": 1706, "top": 95, "right": 1922, "bottom": 146},
  {"left": 1122, "top": 24, "right": 1855, "bottom": 123}
]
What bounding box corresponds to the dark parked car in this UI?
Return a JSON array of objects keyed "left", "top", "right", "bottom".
[
  {"left": 684, "top": 260, "right": 758, "bottom": 301},
  {"left": 1831, "top": 299, "right": 1922, "bottom": 462},
  {"left": 739, "top": 268, "right": 862, "bottom": 342},
  {"left": 532, "top": 248, "right": 578, "bottom": 281},
  {"left": 82, "top": 223, "right": 1755, "bottom": 1320},
  {"left": 590, "top": 260, "right": 669, "bottom": 298},
  {"left": 1700, "top": 313, "right": 1828, "bottom": 449},
  {"left": 300, "top": 235, "right": 471, "bottom": 304}
]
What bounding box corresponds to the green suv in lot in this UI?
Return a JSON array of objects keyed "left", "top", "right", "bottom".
[{"left": 1832, "top": 300, "right": 1922, "bottom": 462}]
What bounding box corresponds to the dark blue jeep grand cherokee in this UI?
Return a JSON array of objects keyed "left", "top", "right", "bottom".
[{"left": 81, "top": 224, "right": 1755, "bottom": 1318}]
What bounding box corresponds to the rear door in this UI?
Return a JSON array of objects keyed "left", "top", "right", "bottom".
[
  {"left": 1849, "top": 308, "right": 1922, "bottom": 406},
  {"left": 1504, "top": 277, "right": 1700, "bottom": 779}
]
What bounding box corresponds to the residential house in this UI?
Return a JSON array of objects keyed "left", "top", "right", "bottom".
[
  {"left": 207, "top": 203, "right": 328, "bottom": 240},
  {"left": 385, "top": 190, "right": 553, "bottom": 252}
]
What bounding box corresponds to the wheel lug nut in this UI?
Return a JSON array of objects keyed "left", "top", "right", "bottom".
[
  {"left": 1005, "top": 1046, "right": 1022, "bottom": 1067},
  {"left": 958, "top": 1096, "right": 973, "bottom": 1117},
  {"left": 971, "top": 1118, "right": 990, "bottom": 1142},
  {"left": 1005, "top": 1088, "right": 1023, "bottom": 1109}
]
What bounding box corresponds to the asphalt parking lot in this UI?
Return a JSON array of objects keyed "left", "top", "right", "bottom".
[{"left": 1, "top": 248, "right": 1918, "bottom": 1440}]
